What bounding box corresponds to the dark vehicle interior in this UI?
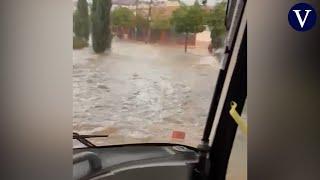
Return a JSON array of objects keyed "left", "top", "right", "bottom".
[{"left": 73, "top": 0, "right": 247, "bottom": 179}]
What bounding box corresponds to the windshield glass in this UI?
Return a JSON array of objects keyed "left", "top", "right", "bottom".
[{"left": 73, "top": 0, "right": 227, "bottom": 147}]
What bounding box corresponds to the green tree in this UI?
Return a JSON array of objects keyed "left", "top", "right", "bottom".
[
  {"left": 151, "top": 11, "right": 170, "bottom": 30},
  {"left": 135, "top": 13, "right": 148, "bottom": 30},
  {"left": 206, "top": 2, "right": 226, "bottom": 49},
  {"left": 151, "top": 18, "right": 170, "bottom": 30},
  {"left": 91, "top": 0, "right": 112, "bottom": 53},
  {"left": 111, "top": 7, "right": 135, "bottom": 29},
  {"left": 73, "top": 0, "right": 90, "bottom": 41},
  {"left": 171, "top": 4, "right": 206, "bottom": 52},
  {"left": 134, "top": 13, "right": 148, "bottom": 39}
]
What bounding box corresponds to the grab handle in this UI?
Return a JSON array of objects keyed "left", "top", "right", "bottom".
[
  {"left": 229, "top": 101, "right": 247, "bottom": 135},
  {"left": 73, "top": 151, "right": 102, "bottom": 171}
]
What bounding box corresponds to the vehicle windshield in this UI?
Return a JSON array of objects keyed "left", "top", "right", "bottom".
[{"left": 73, "top": 0, "right": 227, "bottom": 147}]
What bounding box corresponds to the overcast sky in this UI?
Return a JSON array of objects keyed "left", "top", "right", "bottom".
[
  {"left": 79, "top": 0, "right": 224, "bottom": 6},
  {"left": 181, "top": 0, "right": 223, "bottom": 6}
]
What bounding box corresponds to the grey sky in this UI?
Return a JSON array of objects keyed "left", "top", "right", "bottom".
[
  {"left": 80, "top": 0, "right": 223, "bottom": 6},
  {"left": 181, "top": 0, "right": 222, "bottom": 6}
]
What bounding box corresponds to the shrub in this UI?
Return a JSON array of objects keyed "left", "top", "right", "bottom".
[
  {"left": 73, "top": 0, "right": 90, "bottom": 41},
  {"left": 73, "top": 36, "right": 88, "bottom": 49},
  {"left": 91, "top": 0, "right": 112, "bottom": 53}
]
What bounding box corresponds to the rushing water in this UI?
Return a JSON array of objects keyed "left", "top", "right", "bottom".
[{"left": 73, "top": 40, "right": 219, "bottom": 146}]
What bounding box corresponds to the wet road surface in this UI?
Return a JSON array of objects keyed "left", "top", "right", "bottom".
[
  {"left": 73, "top": 40, "right": 247, "bottom": 180},
  {"left": 73, "top": 40, "right": 219, "bottom": 146}
]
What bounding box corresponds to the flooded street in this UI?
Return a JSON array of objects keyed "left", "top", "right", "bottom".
[
  {"left": 73, "top": 40, "right": 246, "bottom": 180},
  {"left": 73, "top": 40, "right": 219, "bottom": 146}
]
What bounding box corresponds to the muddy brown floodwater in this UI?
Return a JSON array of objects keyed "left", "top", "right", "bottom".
[
  {"left": 73, "top": 40, "right": 219, "bottom": 147},
  {"left": 73, "top": 40, "right": 247, "bottom": 180}
]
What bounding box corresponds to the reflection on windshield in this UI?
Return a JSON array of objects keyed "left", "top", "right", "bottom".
[
  {"left": 73, "top": 139, "right": 87, "bottom": 149},
  {"left": 73, "top": 0, "right": 227, "bottom": 147}
]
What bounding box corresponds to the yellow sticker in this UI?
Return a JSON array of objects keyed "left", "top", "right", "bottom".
[{"left": 229, "top": 101, "right": 247, "bottom": 135}]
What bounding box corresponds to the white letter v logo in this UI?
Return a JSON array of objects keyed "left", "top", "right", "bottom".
[{"left": 293, "top": 10, "right": 312, "bottom": 28}]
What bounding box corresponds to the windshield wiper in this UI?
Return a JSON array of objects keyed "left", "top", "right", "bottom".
[{"left": 73, "top": 132, "right": 109, "bottom": 148}]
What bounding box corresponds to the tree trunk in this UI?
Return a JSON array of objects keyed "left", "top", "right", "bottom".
[
  {"left": 121, "top": 27, "right": 124, "bottom": 39},
  {"left": 146, "top": 27, "right": 151, "bottom": 43},
  {"left": 160, "top": 31, "right": 166, "bottom": 43},
  {"left": 184, "top": 33, "right": 188, "bottom": 53}
]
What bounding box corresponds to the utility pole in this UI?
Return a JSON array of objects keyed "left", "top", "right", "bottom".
[
  {"left": 146, "top": 0, "right": 153, "bottom": 43},
  {"left": 135, "top": 0, "right": 138, "bottom": 14},
  {"left": 135, "top": 0, "right": 139, "bottom": 40}
]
